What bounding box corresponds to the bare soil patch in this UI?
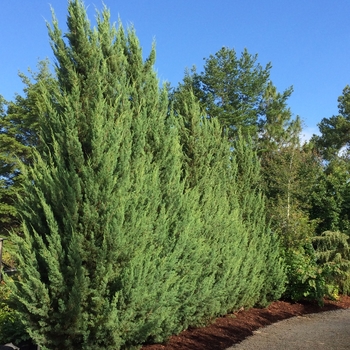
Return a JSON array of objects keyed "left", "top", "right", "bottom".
[{"left": 141, "top": 296, "right": 350, "bottom": 350}]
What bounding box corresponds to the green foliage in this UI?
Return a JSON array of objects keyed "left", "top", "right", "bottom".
[
  {"left": 173, "top": 85, "right": 286, "bottom": 313},
  {"left": 0, "top": 282, "right": 28, "bottom": 344},
  {"left": 309, "top": 157, "right": 350, "bottom": 235},
  {"left": 283, "top": 230, "right": 350, "bottom": 303},
  {"left": 258, "top": 111, "right": 323, "bottom": 303},
  {"left": 8, "top": 2, "right": 186, "bottom": 348},
  {"left": 0, "top": 95, "right": 19, "bottom": 237},
  {"left": 5, "top": 2, "right": 287, "bottom": 349},
  {"left": 284, "top": 243, "right": 325, "bottom": 303},
  {"left": 258, "top": 82, "right": 301, "bottom": 154},
  {"left": 294, "top": 85, "right": 350, "bottom": 301},
  {"left": 176, "top": 47, "right": 303, "bottom": 305},
  {"left": 313, "top": 85, "right": 350, "bottom": 160},
  {"left": 179, "top": 47, "right": 272, "bottom": 138},
  {"left": 232, "top": 132, "right": 286, "bottom": 306},
  {"left": 0, "top": 62, "right": 55, "bottom": 238},
  {"left": 313, "top": 231, "right": 350, "bottom": 295},
  {"left": 4, "top": 2, "right": 274, "bottom": 348}
]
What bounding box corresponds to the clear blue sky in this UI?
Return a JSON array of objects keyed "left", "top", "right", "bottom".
[{"left": 1, "top": 0, "right": 350, "bottom": 139}]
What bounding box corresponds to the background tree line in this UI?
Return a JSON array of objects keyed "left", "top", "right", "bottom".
[{"left": 0, "top": 1, "right": 349, "bottom": 349}]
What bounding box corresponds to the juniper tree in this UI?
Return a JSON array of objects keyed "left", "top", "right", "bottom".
[
  {"left": 8, "top": 4, "right": 131, "bottom": 347},
  {"left": 173, "top": 85, "right": 286, "bottom": 314},
  {"left": 0, "top": 62, "right": 55, "bottom": 238},
  {"left": 7, "top": 2, "right": 194, "bottom": 349},
  {"left": 173, "top": 86, "right": 243, "bottom": 320},
  {"left": 7, "top": 2, "right": 289, "bottom": 349},
  {"left": 230, "top": 132, "right": 286, "bottom": 306}
]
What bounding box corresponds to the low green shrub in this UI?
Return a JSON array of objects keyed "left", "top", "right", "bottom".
[
  {"left": 313, "top": 231, "right": 350, "bottom": 296},
  {"left": 0, "top": 282, "right": 29, "bottom": 344},
  {"left": 283, "top": 243, "right": 326, "bottom": 304}
]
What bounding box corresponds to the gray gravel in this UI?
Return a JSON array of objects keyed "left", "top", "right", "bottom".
[{"left": 227, "top": 309, "right": 350, "bottom": 350}]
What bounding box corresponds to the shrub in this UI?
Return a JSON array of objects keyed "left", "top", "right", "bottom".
[{"left": 0, "top": 282, "right": 28, "bottom": 344}]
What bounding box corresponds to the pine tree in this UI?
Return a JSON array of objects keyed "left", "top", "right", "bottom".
[
  {"left": 258, "top": 82, "right": 301, "bottom": 152},
  {"left": 178, "top": 47, "right": 272, "bottom": 138},
  {"left": 313, "top": 85, "right": 350, "bottom": 160},
  {"left": 310, "top": 86, "right": 350, "bottom": 235}
]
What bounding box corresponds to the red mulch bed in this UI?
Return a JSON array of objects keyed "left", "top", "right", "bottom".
[{"left": 141, "top": 296, "right": 350, "bottom": 350}]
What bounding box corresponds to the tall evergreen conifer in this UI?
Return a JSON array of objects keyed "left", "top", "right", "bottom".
[
  {"left": 173, "top": 86, "right": 286, "bottom": 313},
  {"left": 232, "top": 133, "right": 286, "bottom": 305},
  {"left": 0, "top": 63, "right": 56, "bottom": 238},
  {"left": 8, "top": 2, "right": 286, "bottom": 348},
  {"left": 7, "top": 2, "right": 193, "bottom": 349},
  {"left": 173, "top": 86, "right": 243, "bottom": 321}
]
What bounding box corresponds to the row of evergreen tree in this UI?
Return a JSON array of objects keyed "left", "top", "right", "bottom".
[{"left": 0, "top": 1, "right": 349, "bottom": 349}]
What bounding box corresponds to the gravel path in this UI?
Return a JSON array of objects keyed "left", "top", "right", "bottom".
[{"left": 227, "top": 309, "right": 350, "bottom": 350}]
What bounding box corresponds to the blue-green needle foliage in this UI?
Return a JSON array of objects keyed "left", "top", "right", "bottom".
[
  {"left": 8, "top": 2, "right": 184, "bottom": 348},
  {"left": 7, "top": 1, "right": 285, "bottom": 349},
  {"left": 173, "top": 86, "right": 286, "bottom": 317}
]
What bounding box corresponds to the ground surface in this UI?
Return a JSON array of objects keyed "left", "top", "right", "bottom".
[
  {"left": 141, "top": 296, "right": 350, "bottom": 350},
  {"left": 228, "top": 308, "right": 350, "bottom": 349}
]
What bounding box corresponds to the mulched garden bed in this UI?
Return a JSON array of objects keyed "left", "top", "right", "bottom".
[{"left": 142, "top": 295, "right": 350, "bottom": 350}]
